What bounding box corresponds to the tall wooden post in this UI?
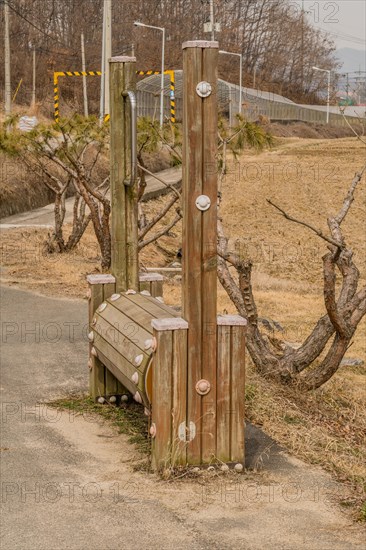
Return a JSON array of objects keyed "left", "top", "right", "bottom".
[
  {"left": 110, "top": 56, "right": 139, "bottom": 292},
  {"left": 182, "top": 41, "right": 219, "bottom": 464}
]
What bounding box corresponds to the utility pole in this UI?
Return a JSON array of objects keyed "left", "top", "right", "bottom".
[
  {"left": 81, "top": 33, "right": 88, "bottom": 116},
  {"left": 104, "top": 0, "right": 112, "bottom": 116},
  {"left": 210, "top": 0, "right": 215, "bottom": 41},
  {"left": 301, "top": 0, "right": 304, "bottom": 94},
  {"left": 99, "top": 0, "right": 106, "bottom": 120},
  {"left": 100, "top": 0, "right": 112, "bottom": 120},
  {"left": 204, "top": 1, "right": 220, "bottom": 42},
  {"left": 31, "top": 47, "right": 36, "bottom": 107},
  {"left": 4, "top": 0, "right": 11, "bottom": 115}
]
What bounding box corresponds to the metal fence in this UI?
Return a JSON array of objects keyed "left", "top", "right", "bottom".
[{"left": 137, "top": 71, "right": 365, "bottom": 127}]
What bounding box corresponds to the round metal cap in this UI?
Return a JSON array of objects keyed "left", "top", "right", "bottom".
[
  {"left": 195, "top": 379, "right": 211, "bottom": 395},
  {"left": 196, "top": 81, "right": 212, "bottom": 98},
  {"left": 196, "top": 195, "right": 211, "bottom": 211}
]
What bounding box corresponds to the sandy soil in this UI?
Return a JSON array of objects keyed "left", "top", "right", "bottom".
[{"left": 47, "top": 409, "right": 366, "bottom": 550}]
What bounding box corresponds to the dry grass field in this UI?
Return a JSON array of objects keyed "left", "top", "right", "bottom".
[{"left": 1, "top": 136, "right": 365, "bottom": 517}]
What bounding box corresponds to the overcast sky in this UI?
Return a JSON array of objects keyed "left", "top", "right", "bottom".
[{"left": 294, "top": 0, "right": 366, "bottom": 51}]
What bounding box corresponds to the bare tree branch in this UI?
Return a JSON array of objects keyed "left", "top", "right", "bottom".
[
  {"left": 138, "top": 193, "right": 180, "bottom": 240},
  {"left": 333, "top": 163, "right": 366, "bottom": 225},
  {"left": 138, "top": 213, "right": 182, "bottom": 250},
  {"left": 137, "top": 163, "right": 182, "bottom": 199},
  {"left": 267, "top": 199, "right": 343, "bottom": 248}
]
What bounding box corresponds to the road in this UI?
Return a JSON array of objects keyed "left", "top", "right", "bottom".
[
  {"left": 1, "top": 285, "right": 365, "bottom": 550},
  {"left": 0, "top": 166, "right": 182, "bottom": 229}
]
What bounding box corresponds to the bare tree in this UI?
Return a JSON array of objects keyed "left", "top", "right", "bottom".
[
  {"left": 217, "top": 164, "right": 366, "bottom": 390},
  {"left": 1, "top": 114, "right": 184, "bottom": 268}
]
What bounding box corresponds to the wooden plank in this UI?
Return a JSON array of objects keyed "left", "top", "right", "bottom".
[
  {"left": 151, "top": 329, "right": 173, "bottom": 471},
  {"left": 110, "top": 293, "right": 177, "bottom": 334},
  {"left": 201, "top": 45, "right": 218, "bottom": 462},
  {"left": 103, "top": 281, "right": 116, "bottom": 300},
  {"left": 93, "top": 315, "right": 150, "bottom": 371},
  {"left": 125, "top": 293, "right": 179, "bottom": 319},
  {"left": 97, "top": 302, "right": 153, "bottom": 352},
  {"left": 146, "top": 295, "right": 179, "bottom": 316},
  {"left": 111, "top": 295, "right": 157, "bottom": 332},
  {"left": 150, "top": 280, "right": 164, "bottom": 298},
  {"left": 230, "top": 325, "right": 246, "bottom": 463},
  {"left": 139, "top": 281, "right": 150, "bottom": 293},
  {"left": 95, "top": 336, "right": 150, "bottom": 407},
  {"left": 139, "top": 272, "right": 164, "bottom": 298},
  {"left": 183, "top": 43, "right": 204, "bottom": 465},
  {"left": 102, "top": 279, "right": 120, "bottom": 396},
  {"left": 96, "top": 349, "right": 136, "bottom": 397},
  {"left": 171, "top": 328, "right": 188, "bottom": 466},
  {"left": 216, "top": 325, "right": 231, "bottom": 462},
  {"left": 105, "top": 366, "right": 119, "bottom": 397},
  {"left": 88, "top": 282, "right": 105, "bottom": 399}
]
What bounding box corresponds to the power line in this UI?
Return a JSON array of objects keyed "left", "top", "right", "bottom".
[
  {"left": 318, "top": 26, "right": 365, "bottom": 46},
  {"left": 5, "top": 1, "right": 78, "bottom": 52}
]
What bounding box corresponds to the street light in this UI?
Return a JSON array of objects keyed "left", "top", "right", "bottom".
[
  {"left": 312, "top": 66, "right": 331, "bottom": 124},
  {"left": 134, "top": 21, "right": 165, "bottom": 127},
  {"left": 219, "top": 50, "right": 243, "bottom": 117}
]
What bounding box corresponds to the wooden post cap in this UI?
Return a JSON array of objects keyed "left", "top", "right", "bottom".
[
  {"left": 151, "top": 318, "right": 189, "bottom": 331},
  {"left": 139, "top": 272, "right": 164, "bottom": 282},
  {"left": 217, "top": 315, "right": 247, "bottom": 326},
  {"left": 182, "top": 41, "right": 219, "bottom": 49},
  {"left": 87, "top": 274, "right": 116, "bottom": 285},
  {"left": 109, "top": 56, "right": 136, "bottom": 63}
]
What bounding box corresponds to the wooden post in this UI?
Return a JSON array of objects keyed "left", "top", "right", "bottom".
[
  {"left": 87, "top": 274, "right": 125, "bottom": 400},
  {"left": 182, "top": 41, "right": 219, "bottom": 464},
  {"left": 110, "top": 56, "right": 139, "bottom": 293},
  {"left": 139, "top": 272, "right": 164, "bottom": 298},
  {"left": 151, "top": 318, "right": 188, "bottom": 471},
  {"left": 217, "top": 316, "right": 246, "bottom": 463}
]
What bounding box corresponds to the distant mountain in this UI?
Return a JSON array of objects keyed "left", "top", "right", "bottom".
[{"left": 336, "top": 48, "right": 365, "bottom": 74}]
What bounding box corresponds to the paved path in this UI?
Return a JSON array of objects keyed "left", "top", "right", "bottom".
[
  {"left": 0, "top": 167, "right": 182, "bottom": 229},
  {"left": 1, "top": 285, "right": 365, "bottom": 550}
]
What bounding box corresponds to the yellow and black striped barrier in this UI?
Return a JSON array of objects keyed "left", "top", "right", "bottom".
[
  {"left": 53, "top": 71, "right": 102, "bottom": 123},
  {"left": 54, "top": 69, "right": 176, "bottom": 124},
  {"left": 136, "top": 70, "right": 161, "bottom": 77}
]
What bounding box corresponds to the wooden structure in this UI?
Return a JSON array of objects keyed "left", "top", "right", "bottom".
[{"left": 87, "top": 44, "right": 246, "bottom": 470}]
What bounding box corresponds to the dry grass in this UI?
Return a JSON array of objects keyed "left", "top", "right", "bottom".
[
  {"left": 1, "top": 136, "right": 365, "bottom": 516},
  {"left": 245, "top": 365, "right": 366, "bottom": 505}
]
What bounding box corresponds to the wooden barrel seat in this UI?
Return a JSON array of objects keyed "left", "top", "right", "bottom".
[{"left": 90, "top": 290, "right": 180, "bottom": 409}]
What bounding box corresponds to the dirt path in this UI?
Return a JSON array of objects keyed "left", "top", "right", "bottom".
[{"left": 1, "top": 285, "right": 365, "bottom": 550}]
